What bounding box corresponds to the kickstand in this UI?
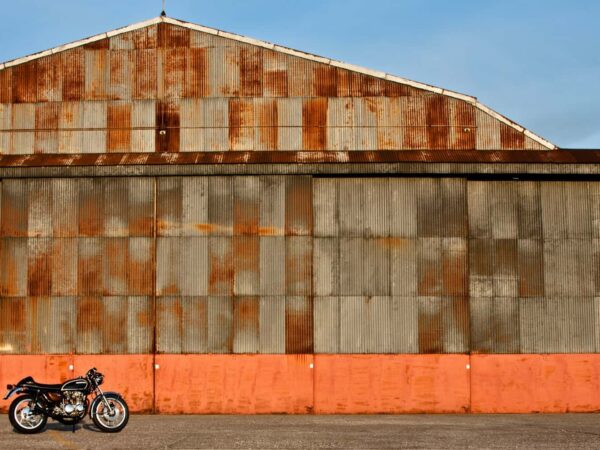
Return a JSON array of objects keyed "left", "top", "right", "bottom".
[{"left": 72, "top": 422, "right": 76, "bottom": 433}]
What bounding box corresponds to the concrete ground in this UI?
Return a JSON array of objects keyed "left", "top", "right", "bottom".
[{"left": 1, "top": 414, "right": 600, "bottom": 449}]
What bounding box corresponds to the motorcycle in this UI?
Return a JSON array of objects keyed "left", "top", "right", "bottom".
[{"left": 3, "top": 367, "right": 129, "bottom": 434}]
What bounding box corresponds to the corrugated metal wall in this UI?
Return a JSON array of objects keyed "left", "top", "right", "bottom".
[
  {"left": 1, "top": 176, "right": 598, "bottom": 355},
  {"left": 0, "top": 23, "right": 546, "bottom": 154}
]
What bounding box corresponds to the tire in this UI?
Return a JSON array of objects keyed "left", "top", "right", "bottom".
[
  {"left": 8, "top": 395, "right": 47, "bottom": 434},
  {"left": 91, "top": 394, "right": 129, "bottom": 433}
]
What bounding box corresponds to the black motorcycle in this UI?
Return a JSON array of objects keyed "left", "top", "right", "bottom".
[{"left": 3, "top": 367, "right": 129, "bottom": 434}]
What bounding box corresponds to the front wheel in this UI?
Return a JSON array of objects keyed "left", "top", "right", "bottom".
[
  {"left": 8, "top": 395, "right": 47, "bottom": 434},
  {"left": 91, "top": 393, "right": 129, "bottom": 433}
]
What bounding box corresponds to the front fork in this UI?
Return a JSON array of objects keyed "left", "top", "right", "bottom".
[{"left": 94, "top": 386, "right": 115, "bottom": 415}]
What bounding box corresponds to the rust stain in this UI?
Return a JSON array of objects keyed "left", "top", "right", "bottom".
[
  {"left": 233, "top": 201, "right": 259, "bottom": 235},
  {"left": 158, "top": 23, "right": 191, "bottom": 48},
  {"left": 228, "top": 99, "right": 254, "bottom": 151},
  {"left": 285, "top": 297, "right": 313, "bottom": 354},
  {"left": 104, "top": 239, "right": 128, "bottom": 295},
  {"left": 107, "top": 103, "right": 132, "bottom": 152},
  {"left": 239, "top": 48, "right": 263, "bottom": 97},
  {"left": 62, "top": 49, "right": 84, "bottom": 101},
  {"left": 208, "top": 247, "right": 234, "bottom": 295},
  {"left": 0, "top": 67, "right": 13, "bottom": 103},
  {"left": 500, "top": 123, "right": 525, "bottom": 150},
  {"left": 234, "top": 296, "right": 260, "bottom": 334},
  {"left": 184, "top": 48, "right": 208, "bottom": 98},
  {"left": 233, "top": 236, "right": 259, "bottom": 273},
  {"left": 264, "top": 69, "right": 288, "bottom": 97},
  {"left": 36, "top": 56, "right": 62, "bottom": 102},
  {"left": 155, "top": 101, "right": 180, "bottom": 153},
  {"left": 133, "top": 50, "right": 157, "bottom": 99},
  {"left": 257, "top": 99, "right": 278, "bottom": 151},
  {"left": 285, "top": 177, "right": 313, "bottom": 236},
  {"left": 427, "top": 96, "right": 449, "bottom": 150},
  {"left": 313, "top": 66, "right": 337, "bottom": 97},
  {"left": 258, "top": 226, "right": 282, "bottom": 236},
  {"left": 28, "top": 243, "right": 52, "bottom": 296},
  {"left": 83, "top": 38, "right": 110, "bottom": 50},
  {"left": 360, "top": 75, "right": 383, "bottom": 96},
  {"left": 128, "top": 252, "right": 153, "bottom": 295},
  {"left": 418, "top": 303, "right": 443, "bottom": 353},
  {"left": 376, "top": 237, "right": 410, "bottom": 248},
  {"left": 302, "top": 98, "right": 327, "bottom": 150},
  {"left": 442, "top": 249, "right": 467, "bottom": 297},
  {"left": 86, "top": 49, "right": 108, "bottom": 100},
  {"left": 165, "top": 48, "right": 186, "bottom": 97},
  {"left": 12, "top": 61, "right": 38, "bottom": 103}
]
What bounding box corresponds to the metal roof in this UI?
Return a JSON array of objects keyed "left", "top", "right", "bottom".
[{"left": 0, "top": 15, "right": 556, "bottom": 151}]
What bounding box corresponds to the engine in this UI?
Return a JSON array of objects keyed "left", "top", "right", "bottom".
[{"left": 54, "top": 391, "right": 86, "bottom": 417}]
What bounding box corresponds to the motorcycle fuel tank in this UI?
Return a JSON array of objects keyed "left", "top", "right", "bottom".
[{"left": 61, "top": 378, "right": 89, "bottom": 391}]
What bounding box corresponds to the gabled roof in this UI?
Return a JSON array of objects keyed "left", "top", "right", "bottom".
[{"left": 0, "top": 15, "right": 556, "bottom": 150}]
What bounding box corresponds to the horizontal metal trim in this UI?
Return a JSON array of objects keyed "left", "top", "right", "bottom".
[
  {"left": 0, "top": 150, "right": 597, "bottom": 169},
  {"left": 1, "top": 162, "right": 600, "bottom": 178}
]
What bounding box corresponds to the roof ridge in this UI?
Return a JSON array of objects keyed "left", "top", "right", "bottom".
[{"left": 0, "top": 15, "right": 556, "bottom": 150}]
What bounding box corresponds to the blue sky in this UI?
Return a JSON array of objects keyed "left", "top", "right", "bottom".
[{"left": 1, "top": 0, "right": 598, "bottom": 148}]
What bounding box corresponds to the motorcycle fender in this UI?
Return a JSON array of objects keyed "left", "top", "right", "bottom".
[
  {"left": 90, "top": 392, "right": 123, "bottom": 419},
  {"left": 3, "top": 386, "right": 23, "bottom": 401}
]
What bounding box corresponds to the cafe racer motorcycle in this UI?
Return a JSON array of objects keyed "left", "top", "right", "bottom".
[{"left": 3, "top": 368, "right": 129, "bottom": 433}]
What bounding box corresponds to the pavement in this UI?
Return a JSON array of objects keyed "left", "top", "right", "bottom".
[{"left": 1, "top": 414, "right": 600, "bottom": 449}]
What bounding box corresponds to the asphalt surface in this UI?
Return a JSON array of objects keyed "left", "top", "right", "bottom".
[{"left": 1, "top": 414, "right": 600, "bottom": 449}]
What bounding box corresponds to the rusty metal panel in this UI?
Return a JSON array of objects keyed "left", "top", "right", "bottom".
[
  {"left": 313, "top": 296, "right": 340, "bottom": 353},
  {"left": 353, "top": 98, "right": 377, "bottom": 151},
  {"left": 233, "top": 296, "right": 260, "bottom": 353},
  {"left": 376, "top": 97, "right": 403, "bottom": 150},
  {"left": 285, "top": 296, "right": 313, "bottom": 353},
  {"left": 277, "top": 98, "right": 302, "bottom": 151},
  {"left": 260, "top": 237, "right": 285, "bottom": 295},
  {"left": 263, "top": 50, "right": 288, "bottom": 97},
  {"left": 34, "top": 103, "right": 59, "bottom": 153},
  {"left": 0, "top": 238, "right": 27, "bottom": 296},
  {"left": 0, "top": 297, "right": 27, "bottom": 353},
  {"left": 286, "top": 236, "right": 312, "bottom": 296},
  {"left": 12, "top": 61, "right": 38, "bottom": 103},
  {"left": 27, "top": 179, "right": 52, "bottom": 238},
  {"left": 58, "top": 102, "right": 83, "bottom": 153},
  {"left": 131, "top": 100, "right": 155, "bottom": 152},
  {"left": 127, "top": 296, "right": 153, "bottom": 353},
  {"left": 389, "top": 178, "right": 417, "bottom": 238},
  {"left": 313, "top": 238, "right": 339, "bottom": 297},
  {"left": 544, "top": 239, "right": 594, "bottom": 297},
  {"left": 418, "top": 296, "right": 469, "bottom": 353},
  {"left": 103, "top": 238, "right": 128, "bottom": 295},
  {"left": 133, "top": 49, "right": 158, "bottom": 99},
  {"left": 401, "top": 97, "right": 427, "bottom": 149},
  {"left": 36, "top": 56, "right": 63, "bottom": 102},
  {"left": 32, "top": 296, "right": 75, "bottom": 354},
  {"left": 82, "top": 102, "right": 107, "bottom": 153},
  {"left": 418, "top": 238, "right": 442, "bottom": 297},
  {"left": 164, "top": 48, "right": 187, "bottom": 98},
  {"left": 51, "top": 238, "right": 77, "bottom": 296},
  {"left": 255, "top": 98, "right": 278, "bottom": 151},
  {"left": 564, "top": 182, "right": 592, "bottom": 239},
  {"left": 78, "top": 178, "right": 104, "bottom": 236},
  {"left": 327, "top": 98, "right": 354, "bottom": 151},
  {"left": 339, "top": 296, "right": 367, "bottom": 353},
  {"left": 313, "top": 178, "right": 338, "bottom": 238},
  {"left": 52, "top": 179, "right": 79, "bottom": 237},
  {"left": 517, "top": 181, "right": 542, "bottom": 239},
  {"left": 157, "top": 296, "right": 208, "bottom": 353},
  {"left": 390, "top": 238, "right": 417, "bottom": 296},
  {"left": 228, "top": 98, "right": 254, "bottom": 151},
  {"left": 76, "top": 296, "right": 104, "bottom": 353},
  {"left": 127, "top": 177, "right": 154, "bottom": 236},
  {"left": 85, "top": 49, "right": 109, "bottom": 100},
  {"left": 202, "top": 98, "right": 229, "bottom": 151},
  {"left": 259, "top": 176, "right": 285, "bottom": 236},
  {"left": 475, "top": 108, "right": 501, "bottom": 150},
  {"left": 128, "top": 237, "right": 153, "bottom": 295},
  {"left": 391, "top": 296, "right": 419, "bottom": 353},
  {"left": 259, "top": 296, "right": 285, "bottom": 353},
  {"left": 520, "top": 297, "right": 595, "bottom": 353},
  {"left": 490, "top": 182, "right": 518, "bottom": 239},
  {"left": 208, "top": 176, "right": 233, "bottom": 236},
  {"left": 78, "top": 238, "right": 103, "bottom": 295},
  {"left": 208, "top": 237, "right": 233, "bottom": 296},
  {"left": 302, "top": 98, "right": 327, "bottom": 151},
  {"left": 208, "top": 46, "right": 240, "bottom": 98},
  {"left": 180, "top": 98, "right": 203, "bottom": 152},
  {"left": 180, "top": 177, "right": 209, "bottom": 236},
  {"left": 207, "top": 295, "right": 233, "bottom": 353},
  {"left": 285, "top": 176, "right": 313, "bottom": 236},
  {"left": 339, "top": 178, "right": 365, "bottom": 237},
  {"left": 233, "top": 176, "right": 259, "bottom": 235},
  {"left": 500, "top": 123, "right": 525, "bottom": 150},
  {"left": 470, "top": 297, "right": 520, "bottom": 354},
  {"left": 448, "top": 98, "right": 475, "bottom": 150},
  {"left": 233, "top": 236, "right": 259, "bottom": 296},
  {"left": 27, "top": 238, "right": 52, "bottom": 296},
  {"left": 0, "top": 68, "right": 12, "bottom": 103},
  {"left": 62, "top": 49, "right": 85, "bottom": 101},
  {"left": 104, "top": 178, "right": 129, "bottom": 237},
  {"left": 469, "top": 239, "right": 493, "bottom": 298},
  {"left": 491, "top": 239, "right": 518, "bottom": 298},
  {"left": 102, "top": 296, "right": 129, "bottom": 353},
  {"left": 157, "top": 177, "right": 182, "bottom": 237},
  {"left": 518, "top": 239, "right": 544, "bottom": 297},
  {"left": 108, "top": 50, "right": 134, "bottom": 99},
  {"left": 1, "top": 179, "right": 28, "bottom": 237}
]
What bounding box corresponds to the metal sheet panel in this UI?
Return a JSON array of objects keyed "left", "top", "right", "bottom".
[
  {"left": 260, "top": 237, "right": 285, "bottom": 296},
  {"left": 233, "top": 296, "right": 259, "bottom": 353},
  {"left": 207, "top": 296, "right": 233, "bottom": 353},
  {"left": 259, "top": 296, "right": 285, "bottom": 354},
  {"left": 418, "top": 296, "right": 469, "bottom": 353},
  {"left": 313, "top": 296, "right": 340, "bottom": 353},
  {"left": 313, "top": 178, "right": 338, "bottom": 238},
  {"left": 285, "top": 296, "right": 313, "bottom": 353},
  {"left": 259, "top": 176, "right": 285, "bottom": 236},
  {"left": 520, "top": 297, "right": 595, "bottom": 353},
  {"left": 470, "top": 297, "right": 520, "bottom": 354}
]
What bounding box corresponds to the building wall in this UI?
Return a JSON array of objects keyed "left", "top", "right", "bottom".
[
  {"left": 1, "top": 175, "right": 600, "bottom": 413},
  {"left": 0, "top": 23, "right": 548, "bottom": 154}
]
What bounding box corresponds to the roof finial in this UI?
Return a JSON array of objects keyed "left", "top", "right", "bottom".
[{"left": 161, "top": 0, "right": 166, "bottom": 17}]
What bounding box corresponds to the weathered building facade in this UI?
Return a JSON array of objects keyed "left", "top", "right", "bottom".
[{"left": 1, "top": 16, "right": 599, "bottom": 414}]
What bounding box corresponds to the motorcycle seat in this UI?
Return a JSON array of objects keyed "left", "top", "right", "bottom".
[{"left": 25, "top": 379, "right": 63, "bottom": 391}]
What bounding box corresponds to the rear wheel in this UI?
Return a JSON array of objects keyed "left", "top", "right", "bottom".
[
  {"left": 91, "top": 394, "right": 129, "bottom": 433},
  {"left": 9, "top": 395, "right": 47, "bottom": 434}
]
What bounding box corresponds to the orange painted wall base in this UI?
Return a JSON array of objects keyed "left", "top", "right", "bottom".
[{"left": 2, "top": 354, "right": 600, "bottom": 414}]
